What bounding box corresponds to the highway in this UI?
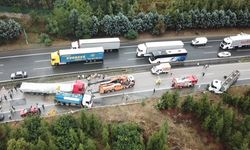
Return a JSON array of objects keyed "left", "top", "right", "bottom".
[
  {"left": 1, "top": 38, "right": 250, "bottom": 81},
  {"left": 0, "top": 62, "right": 250, "bottom": 123}
]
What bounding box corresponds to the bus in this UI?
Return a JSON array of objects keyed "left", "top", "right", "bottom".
[{"left": 148, "top": 49, "right": 188, "bottom": 64}]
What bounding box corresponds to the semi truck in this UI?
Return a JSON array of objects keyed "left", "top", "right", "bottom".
[
  {"left": 220, "top": 33, "right": 250, "bottom": 49},
  {"left": 136, "top": 41, "right": 184, "bottom": 57},
  {"left": 20, "top": 80, "right": 85, "bottom": 94},
  {"left": 55, "top": 92, "right": 93, "bottom": 108},
  {"left": 171, "top": 75, "right": 198, "bottom": 88},
  {"left": 99, "top": 75, "right": 135, "bottom": 94},
  {"left": 50, "top": 47, "right": 104, "bottom": 66},
  {"left": 208, "top": 70, "right": 240, "bottom": 94},
  {"left": 151, "top": 63, "right": 171, "bottom": 75},
  {"left": 71, "top": 38, "right": 120, "bottom": 52}
]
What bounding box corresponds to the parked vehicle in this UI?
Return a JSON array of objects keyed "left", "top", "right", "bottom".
[
  {"left": 0, "top": 113, "right": 4, "bottom": 121},
  {"left": 172, "top": 75, "right": 198, "bottom": 88},
  {"left": 191, "top": 37, "right": 208, "bottom": 46},
  {"left": 10, "top": 71, "right": 28, "bottom": 80},
  {"left": 99, "top": 75, "right": 135, "bottom": 94},
  {"left": 55, "top": 92, "right": 93, "bottom": 108},
  {"left": 148, "top": 48, "right": 187, "bottom": 64},
  {"left": 208, "top": 70, "right": 240, "bottom": 94},
  {"left": 20, "top": 80, "right": 85, "bottom": 94},
  {"left": 136, "top": 41, "right": 184, "bottom": 57},
  {"left": 220, "top": 33, "right": 250, "bottom": 49},
  {"left": 20, "top": 106, "right": 41, "bottom": 117},
  {"left": 151, "top": 63, "right": 171, "bottom": 75},
  {"left": 217, "top": 51, "right": 231, "bottom": 58},
  {"left": 50, "top": 47, "right": 104, "bottom": 66},
  {"left": 71, "top": 38, "right": 120, "bottom": 52}
]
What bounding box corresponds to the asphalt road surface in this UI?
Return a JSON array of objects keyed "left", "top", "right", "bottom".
[
  {"left": 1, "top": 38, "right": 250, "bottom": 81},
  {"left": 1, "top": 62, "right": 250, "bottom": 123}
]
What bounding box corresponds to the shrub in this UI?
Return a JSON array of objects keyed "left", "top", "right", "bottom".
[
  {"left": 124, "top": 29, "right": 138, "bottom": 40},
  {"left": 39, "top": 33, "right": 52, "bottom": 46}
]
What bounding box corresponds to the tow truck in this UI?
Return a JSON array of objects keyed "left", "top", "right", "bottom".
[
  {"left": 99, "top": 75, "right": 135, "bottom": 94},
  {"left": 172, "top": 75, "right": 198, "bottom": 88}
]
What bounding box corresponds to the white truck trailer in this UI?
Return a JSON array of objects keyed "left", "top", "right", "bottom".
[
  {"left": 20, "top": 80, "right": 86, "bottom": 94},
  {"left": 71, "top": 38, "right": 120, "bottom": 52},
  {"left": 220, "top": 33, "right": 250, "bottom": 49},
  {"left": 136, "top": 41, "right": 184, "bottom": 57},
  {"left": 208, "top": 70, "right": 240, "bottom": 94}
]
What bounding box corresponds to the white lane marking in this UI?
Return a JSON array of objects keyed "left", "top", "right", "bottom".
[
  {"left": 197, "top": 46, "right": 213, "bottom": 48},
  {"left": 127, "top": 57, "right": 145, "bottom": 61},
  {"left": 0, "top": 64, "right": 3, "bottom": 66},
  {"left": 33, "top": 67, "right": 52, "bottom": 70},
  {"left": 0, "top": 52, "right": 51, "bottom": 59},
  {"left": 35, "top": 59, "right": 50, "bottom": 63},
  {"left": 237, "top": 49, "right": 250, "bottom": 52},
  {"left": 123, "top": 51, "right": 136, "bottom": 54},
  {"left": 203, "top": 51, "right": 217, "bottom": 54},
  {"left": 121, "top": 45, "right": 137, "bottom": 48},
  {"left": 239, "top": 69, "right": 250, "bottom": 72}
]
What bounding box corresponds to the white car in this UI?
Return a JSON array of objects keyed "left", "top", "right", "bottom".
[
  {"left": 191, "top": 37, "right": 208, "bottom": 46},
  {"left": 217, "top": 51, "right": 231, "bottom": 58},
  {"left": 10, "top": 71, "right": 28, "bottom": 79}
]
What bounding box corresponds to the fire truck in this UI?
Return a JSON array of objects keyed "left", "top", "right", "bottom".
[
  {"left": 99, "top": 75, "right": 135, "bottom": 94},
  {"left": 171, "top": 75, "right": 198, "bottom": 88}
]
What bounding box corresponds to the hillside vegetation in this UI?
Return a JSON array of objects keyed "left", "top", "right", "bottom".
[{"left": 1, "top": 0, "right": 250, "bottom": 45}]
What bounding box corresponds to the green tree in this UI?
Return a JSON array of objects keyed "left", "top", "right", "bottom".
[
  {"left": 7, "top": 138, "right": 30, "bottom": 150},
  {"left": 69, "top": 9, "right": 79, "bottom": 36},
  {"left": 102, "top": 124, "right": 109, "bottom": 145},
  {"left": 146, "top": 121, "right": 168, "bottom": 150},
  {"left": 181, "top": 95, "right": 194, "bottom": 112},
  {"left": 111, "top": 123, "right": 144, "bottom": 150},
  {"left": 35, "top": 138, "right": 47, "bottom": 150}
]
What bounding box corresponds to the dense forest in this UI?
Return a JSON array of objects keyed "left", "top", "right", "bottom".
[
  {"left": 0, "top": 110, "right": 169, "bottom": 150},
  {"left": 157, "top": 90, "right": 250, "bottom": 150},
  {"left": 1, "top": 0, "right": 250, "bottom": 44}
]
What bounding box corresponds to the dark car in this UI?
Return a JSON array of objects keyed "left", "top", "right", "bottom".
[
  {"left": 10, "top": 71, "right": 28, "bottom": 80},
  {"left": 0, "top": 113, "right": 4, "bottom": 121}
]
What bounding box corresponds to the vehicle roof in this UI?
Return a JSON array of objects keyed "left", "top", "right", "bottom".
[
  {"left": 195, "top": 37, "right": 207, "bottom": 41},
  {"left": 229, "top": 33, "right": 250, "bottom": 41},
  {"left": 79, "top": 38, "right": 120, "bottom": 44},
  {"left": 59, "top": 47, "right": 104, "bottom": 55},
  {"left": 174, "top": 75, "right": 197, "bottom": 82},
  {"left": 157, "top": 63, "right": 171, "bottom": 68},
  {"left": 152, "top": 48, "right": 187, "bottom": 56},
  {"left": 145, "top": 41, "right": 184, "bottom": 48},
  {"left": 16, "top": 71, "right": 24, "bottom": 74}
]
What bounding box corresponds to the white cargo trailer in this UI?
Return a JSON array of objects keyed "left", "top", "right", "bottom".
[
  {"left": 220, "top": 33, "right": 250, "bottom": 49},
  {"left": 136, "top": 41, "right": 184, "bottom": 57},
  {"left": 71, "top": 38, "right": 120, "bottom": 51}
]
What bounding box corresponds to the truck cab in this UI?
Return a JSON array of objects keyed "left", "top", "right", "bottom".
[
  {"left": 220, "top": 38, "right": 232, "bottom": 49},
  {"left": 82, "top": 94, "right": 93, "bottom": 108},
  {"left": 151, "top": 63, "right": 171, "bottom": 75},
  {"left": 51, "top": 51, "right": 60, "bottom": 65},
  {"left": 208, "top": 80, "right": 222, "bottom": 93},
  {"left": 136, "top": 43, "right": 146, "bottom": 57}
]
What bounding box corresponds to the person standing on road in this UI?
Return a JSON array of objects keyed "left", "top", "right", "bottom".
[
  {"left": 4, "top": 95, "right": 7, "bottom": 101},
  {"left": 202, "top": 72, "right": 205, "bottom": 77},
  {"left": 42, "top": 104, "right": 45, "bottom": 110},
  {"left": 9, "top": 93, "right": 13, "bottom": 100},
  {"left": 153, "top": 88, "right": 156, "bottom": 94}
]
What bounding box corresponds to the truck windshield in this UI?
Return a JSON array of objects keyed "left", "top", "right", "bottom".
[
  {"left": 149, "top": 56, "right": 155, "bottom": 61},
  {"left": 211, "top": 82, "right": 217, "bottom": 88},
  {"left": 222, "top": 40, "right": 229, "bottom": 45}
]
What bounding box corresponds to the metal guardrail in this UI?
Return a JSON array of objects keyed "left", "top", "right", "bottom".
[{"left": 0, "top": 55, "right": 249, "bottom": 88}]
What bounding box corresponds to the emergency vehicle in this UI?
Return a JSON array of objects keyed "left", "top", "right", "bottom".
[{"left": 172, "top": 75, "right": 198, "bottom": 88}]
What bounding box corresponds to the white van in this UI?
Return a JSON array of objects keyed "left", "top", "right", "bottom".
[
  {"left": 151, "top": 63, "right": 171, "bottom": 75},
  {"left": 191, "top": 37, "right": 207, "bottom": 46}
]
